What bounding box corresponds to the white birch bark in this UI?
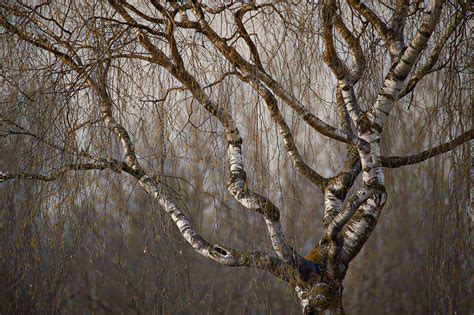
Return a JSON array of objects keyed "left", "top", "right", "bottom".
[
  {"left": 227, "top": 143, "right": 293, "bottom": 261},
  {"left": 137, "top": 174, "right": 288, "bottom": 275},
  {"left": 373, "top": 0, "right": 444, "bottom": 128}
]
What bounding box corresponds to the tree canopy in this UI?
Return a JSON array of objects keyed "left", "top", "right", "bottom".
[{"left": 0, "top": 1, "right": 472, "bottom": 314}]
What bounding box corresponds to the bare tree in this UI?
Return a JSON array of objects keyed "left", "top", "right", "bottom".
[{"left": 0, "top": 1, "right": 471, "bottom": 314}]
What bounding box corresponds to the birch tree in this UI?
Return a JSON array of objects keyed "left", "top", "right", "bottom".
[{"left": 0, "top": 1, "right": 471, "bottom": 314}]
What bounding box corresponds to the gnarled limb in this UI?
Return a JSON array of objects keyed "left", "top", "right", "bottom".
[
  {"left": 227, "top": 143, "right": 294, "bottom": 261},
  {"left": 321, "top": 2, "right": 389, "bottom": 282},
  {"left": 321, "top": 1, "right": 350, "bottom": 81},
  {"left": 1, "top": 164, "right": 293, "bottom": 281}
]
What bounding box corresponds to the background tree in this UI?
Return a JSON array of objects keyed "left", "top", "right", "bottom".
[{"left": 0, "top": 1, "right": 471, "bottom": 314}]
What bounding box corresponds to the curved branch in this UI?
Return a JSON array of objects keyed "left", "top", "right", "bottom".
[
  {"left": 134, "top": 25, "right": 296, "bottom": 262},
  {"left": 390, "top": 0, "right": 409, "bottom": 49},
  {"left": 399, "top": 7, "right": 468, "bottom": 98},
  {"left": 190, "top": 5, "right": 352, "bottom": 144},
  {"left": 227, "top": 143, "right": 295, "bottom": 261},
  {"left": 1, "top": 7, "right": 143, "bottom": 172},
  {"left": 382, "top": 129, "right": 473, "bottom": 168},
  {"left": 321, "top": 1, "right": 350, "bottom": 80},
  {"left": 242, "top": 76, "right": 328, "bottom": 189},
  {"left": 373, "top": 0, "right": 444, "bottom": 129},
  {"left": 333, "top": 9, "right": 366, "bottom": 82},
  {"left": 138, "top": 175, "right": 294, "bottom": 281},
  {"left": 1, "top": 152, "right": 294, "bottom": 282},
  {"left": 234, "top": 3, "right": 264, "bottom": 70},
  {"left": 347, "top": 0, "right": 400, "bottom": 57},
  {"left": 0, "top": 160, "right": 128, "bottom": 183}
]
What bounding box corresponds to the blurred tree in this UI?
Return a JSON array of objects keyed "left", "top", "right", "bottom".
[{"left": 0, "top": 1, "right": 471, "bottom": 314}]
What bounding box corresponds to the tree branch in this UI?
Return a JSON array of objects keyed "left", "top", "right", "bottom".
[
  {"left": 332, "top": 8, "right": 366, "bottom": 82},
  {"left": 190, "top": 4, "right": 352, "bottom": 144},
  {"left": 321, "top": 1, "right": 350, "bottom": 80},
  {"left": 132, "top": 23, "right": 297, "bottom": 262},
  {"left": 0, "top": 160, "right": 128, "bottom": 183},
  {"left": 391, "top": 0, "right": 409, "bottom": 46},
  {"left": 347, "top": 0, "right": 400, "bottom": 57},
  {"left": 0, "top": 117, "right": 96, "bottom": 160},
  {"left": 399, "top": 6, "right": 467, "bottom": 98},
  {"left": 1, "top": 7, "right": 143, "bottom": 172},
  {"left": 241, "top": 76, "right": 328, "bottom": 189},
  {"left": 382, "top": 129, "right": 473, "bottom": 168},
  {"left": 340, "top": 194, "right": 383, "bottom": 262},
  {"left": 138, "top": 174, "right": 294, "bottom": 281},
  {"left": 234, "top": 3, "right": 264, "bottom": 70},
  {"left": 372, "top": 0, "right": 444, "bottom": 129}
]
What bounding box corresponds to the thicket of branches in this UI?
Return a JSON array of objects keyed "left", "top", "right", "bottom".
[{"left": 0, "top": 1, "right": 471, "bottom": 314}]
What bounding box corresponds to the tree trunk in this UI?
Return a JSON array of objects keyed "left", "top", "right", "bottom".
[{"left": 296, "top": 279, "right": 344, "bottom": 315}]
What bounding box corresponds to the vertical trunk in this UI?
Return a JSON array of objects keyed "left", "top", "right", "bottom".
[
  {"left": 304, "top": 306, "right": 344, "bottom": 315},
  {"left": 299, "top": 244, "right": 346, "bottom": 314},
  {"left": 297, "top": 280, "right": 344, "bottom": 315}
]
